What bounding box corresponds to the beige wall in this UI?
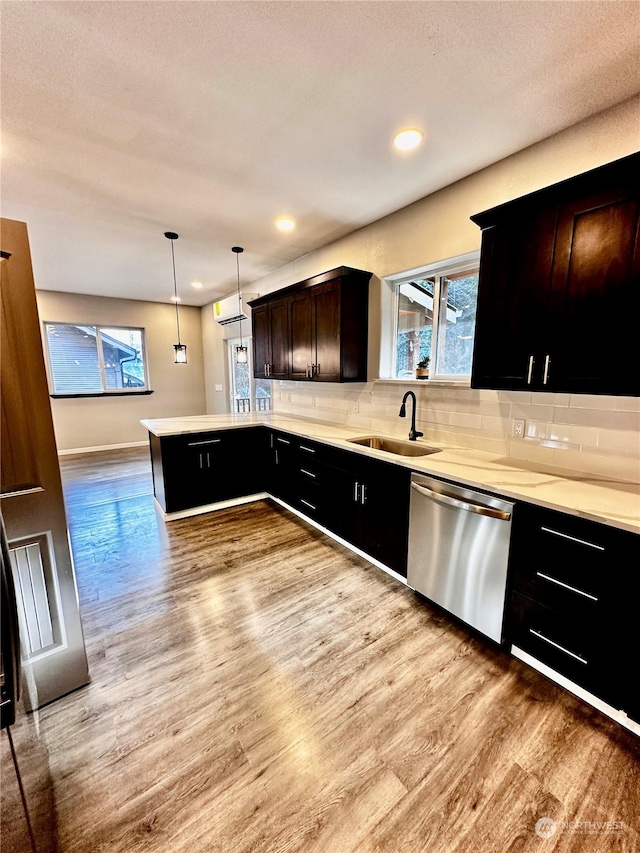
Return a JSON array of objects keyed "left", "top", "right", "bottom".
[
  {"left": 201, "top": 302, "right": 231, "bottom": 415},
  {"left": 36, "top": 290, "right": 206, "bottom": 452},
  {"left": 203, "top": 95, "right": 640, "bottom": 481}
]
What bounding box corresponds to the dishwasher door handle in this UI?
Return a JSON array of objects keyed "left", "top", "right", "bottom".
[{"left": 410, "top": 482, "right": 512, "bottom": 521}]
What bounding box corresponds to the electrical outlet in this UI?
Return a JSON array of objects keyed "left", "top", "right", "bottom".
[
  {"left": 214, "top": 384, "right": 222, "bottom": 392},
  {"left": 513, "top": 418, "right": 525, "bottom": 438}
]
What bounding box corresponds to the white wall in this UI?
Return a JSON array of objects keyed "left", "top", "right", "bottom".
[
  {"left": 36, "top": 290, "right": 206, "bottom": 452},
  {"left": 203, "top": 95, "right": 640, "bottom": 482}
]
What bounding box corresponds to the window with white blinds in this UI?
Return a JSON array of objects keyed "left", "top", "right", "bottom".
[{"left": 44, "top": 324, "right": 149, "bottom": 394}]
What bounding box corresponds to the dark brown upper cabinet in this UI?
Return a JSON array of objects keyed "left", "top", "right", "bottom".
[
  {"left": 252, "top": 296, "right": 289, "bottom": 380},
  {"left": 249, "top": 266, "right": 371, "bottom": 383},
  {"left": 470, "top": 152, "right": 640, "bottom": 396}
]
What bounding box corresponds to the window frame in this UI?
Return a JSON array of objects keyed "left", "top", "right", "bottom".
[
  {"left": 226, "top": 336, "right": 272, "bottom": 413},
  {"left": 43, "top": 322, "right": 151, "bottom": 397},
  {"left": 385, "top": 250, "right": 480, "bottom": 383}
]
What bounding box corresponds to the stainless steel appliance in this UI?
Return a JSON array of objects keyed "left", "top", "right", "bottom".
[{"left": 407, "top": 473, "right": 514, "bottom": 643}]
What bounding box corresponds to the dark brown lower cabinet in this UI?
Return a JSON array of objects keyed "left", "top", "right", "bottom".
[
  {"left": 150, "top": 427, "right": 266, "bottom": 513},
  {"left": 236, "top": 430, "right": 411, "bottom": 576},
  {"left": 320, "top": 448, "right": 411, "bottom": 577},
  {"left": 507, "top": 502, "right": 640, "bottom": 722}
]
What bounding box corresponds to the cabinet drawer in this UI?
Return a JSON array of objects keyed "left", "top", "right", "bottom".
[
  {"left": 510, "top": 504, "right": 623, "bottom": 602},
  {"left": 510, "top": 591, "right": 612, "bottom": 702}
]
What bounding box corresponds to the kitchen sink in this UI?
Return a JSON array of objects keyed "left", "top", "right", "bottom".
[{"left": 347, "top": 436, "right": 442, "bottom": 457}]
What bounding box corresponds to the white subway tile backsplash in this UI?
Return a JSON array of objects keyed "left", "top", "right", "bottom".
[
  {"left": 272, "top": 382, "right": 640, "bottom": 483},
  {"left": 614, "top": 397, "right": 640, "bottom": 413},
  {"left": 554, "top": 407, "right": 640, "bottom": 431},
  {"left": 597, "top": 429, "right": 640, "bottom": 453},
  {"left": 450, "top": 411, "right": 483, "bottom": 430}
]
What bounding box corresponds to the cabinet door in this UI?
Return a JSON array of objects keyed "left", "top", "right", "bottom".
[
  {"left": 270, "top": 432, "right": 297, "bottom": 502},
  {"left": 289, "top": 291, "right": 314, "bottom": 380},
  {"left": 547, "top": 188, "right": 640, "bottom": 395},
  {"left": 471, "top": 209, "right": 556, "bottom": 391},
  {"left": 252, "top": 304, "right": 269, "bottom": 379},
  {"left": 313, "top": 279, "right": 341, "bottom": 382},
  {"left": 268, "top": 298, "right": 290, "bottom": 379},
  {"left": 353, "top": 457, "right": 411, "bottom": 577},
  {"left": 321, "top": 449, "right": 411, "bottom": 576}
]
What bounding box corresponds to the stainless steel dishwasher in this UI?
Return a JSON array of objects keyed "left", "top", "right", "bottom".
[{"left": 407, "top": 473, "right": 514, "bottom": 643}]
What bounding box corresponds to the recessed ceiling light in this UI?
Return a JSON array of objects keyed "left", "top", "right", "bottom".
[
  {"left": 393, "top": 128, "right": 424, "bottom": 151},
  {"left": 170, "top": 295, "right": 182, "bottom": 303},
  {"left": 276, "top": 218, "right": 295, "bottom": 231},
  {"left": 191, "top": 281, "right": 203, "bottom": 289}
]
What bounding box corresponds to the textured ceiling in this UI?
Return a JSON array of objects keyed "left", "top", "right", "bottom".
[{"left": 2, "top": 1, "right": 639, "bottom": 306}]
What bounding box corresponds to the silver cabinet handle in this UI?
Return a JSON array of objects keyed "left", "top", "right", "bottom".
[
  {"left": 188, "top": 438, "right": 221, "bottom": 446},
  {"left": 206, "top": 452, "right": 210, "bottom": 467},
  {"left": 360, "top": 483, "right": 367, "bottom": 505},
  {"left": 300, "top": 445, "right": 315, "bottom": 454},
  {"left": 277, "top": 437, "right": 290, "bottom": 445},
  {"left": 410, "top": 482, "right": 511, "bottom": 520},
  {"left": 354, "top": 482, "right": 360, "bottom": 502},
  {"left": 529, "top": 629, "right": 587, "bottom": 664},
  {"left": 300, "top": 498, "right": 316, "bottom": 511},
  {"left": 300, "top": 469, "right": 316, "bottom": 478},
  {"left": 535, "top": 571, "right": 598, "bottom": 602},
  {"left": 540, "top": 527, "right": 604, "bottom": 551},
  {"left": 264, "top": 363, "right": 267, "bottom": 376},
  {"left": 527, "top": 355, "right": 534, "bottom": 385},
  {"left": 306, "top": 365, "right": 312, "bottom": 378},
  {"left": 198, "top": 453, "right": 204, "bottom": 469},
  {"left": 543, "top": 354, "right": 550, "bottom": 385}
]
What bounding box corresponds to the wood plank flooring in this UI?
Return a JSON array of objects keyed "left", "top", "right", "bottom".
[{"left": 2, "top": 446, "right": 639, "bottom": 852}]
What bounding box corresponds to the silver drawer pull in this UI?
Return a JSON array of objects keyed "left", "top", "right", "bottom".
[
  {"left": 411, "top": 482, "right": 511, "bottom": 521},
  {"left": 300, "top": 469, "right": 316, "bottom": 478},
  {"left": 529, "top": 629, "right": 588, "bottom": 664},
  {"left": 536, "top": 572, "right": 598, "bottom": 602},
  {"left": 527, "top": 355, "right": 534, "bottom": 384},
  {"left": 540, "top": 527, "right": 604, "bottom": 551},
  {"left": 300, "top": 499, "right": 316, "bottom": 510},
  {"left": 300, "top": 446, "right": 315, "bottom": 454},
  {"left": 277, "top": 437, "right": 291, "bottom": 445},
  {"left": 188, "top": 438, "right": 222, "bottom": 446}
]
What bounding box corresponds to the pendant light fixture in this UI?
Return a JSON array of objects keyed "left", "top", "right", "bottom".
[
  {"left": 165, "top": 231, "right": 187, "bottom": 363},
  {"left": 232, "top": 246, "right": 248, "bottom": 364}
]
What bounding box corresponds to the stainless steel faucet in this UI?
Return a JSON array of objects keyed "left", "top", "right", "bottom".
[{"left": 399, "top": 391, "right": 423, "bottom": 441}]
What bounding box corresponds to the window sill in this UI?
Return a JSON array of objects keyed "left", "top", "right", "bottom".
[
  {"left": 373, "top": 378, "right": 470, "bottom": 388},
  {"left": 50, "top": 390, "right": 154, "bottom": 399}
]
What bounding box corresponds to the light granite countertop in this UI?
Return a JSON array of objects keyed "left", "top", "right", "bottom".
[{"left": 141, "top": 413, "right": 640, "bottom": 535}]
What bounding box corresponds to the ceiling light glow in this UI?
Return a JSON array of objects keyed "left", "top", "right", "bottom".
[
  {"left": 170, "top": 295, "right": 182, "bottom": 303},
  {"left": 393, "top": 129, "right": 424, "bottom": 151},
  {"left": 191, "top": 281, "right": 203, "bottom": 289},
  {"left": 276, "top": 218, "right": 295, "bottom": 231}
]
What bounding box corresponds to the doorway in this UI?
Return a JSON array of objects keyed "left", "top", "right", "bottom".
[{"left": 227, "top": 338, "right": 271, "bottom": 413}]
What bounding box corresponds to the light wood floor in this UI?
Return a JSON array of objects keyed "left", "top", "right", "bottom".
[{"left": 3, "top": 447, "right": 639, "bottom": 852}]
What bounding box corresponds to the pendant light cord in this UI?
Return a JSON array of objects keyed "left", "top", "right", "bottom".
[
  {"left": 236, "top": 250, "right": 243, "bottom": 349},
  {"left": 170, "top": 238, "right": 181, "bottom": 345}
]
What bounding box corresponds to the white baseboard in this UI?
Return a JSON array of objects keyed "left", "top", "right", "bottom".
[
  {"left": 58, "top": 440, "right": 149, "bottom": 456},
  {"left": 156, "top": 493, "right": 269, "bottom": 521}
]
